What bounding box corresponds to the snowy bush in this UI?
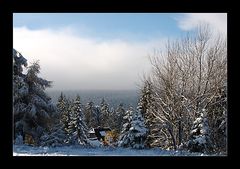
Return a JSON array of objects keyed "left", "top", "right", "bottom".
[{"left": 15, "top": 135, "right": 23, "bottom": 145}]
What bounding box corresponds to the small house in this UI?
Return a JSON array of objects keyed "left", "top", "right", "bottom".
[{"left": 87, "top": 127, "right": 112, "bottom": 146}]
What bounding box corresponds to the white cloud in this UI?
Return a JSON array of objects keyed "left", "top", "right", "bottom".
[
  {"left": 176, "top": 13, "right": 227, "bottom": 34},
  {"left": 13, "top": 27, "right": 165, "bottom": 90}
]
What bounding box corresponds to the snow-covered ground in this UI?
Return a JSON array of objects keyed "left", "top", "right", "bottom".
[{"left": 13, "top": 145, "right": 208, "bottom": 156}]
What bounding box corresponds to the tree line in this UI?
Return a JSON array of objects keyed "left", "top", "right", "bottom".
[{"left": 13, "top": 51, "right": 147, "bottom": 148}]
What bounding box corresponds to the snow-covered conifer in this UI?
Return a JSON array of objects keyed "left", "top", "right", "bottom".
[
  {"left": 13, "top": 49, "right": 56, "bottom": 145},
  {"left": 118, "top": 108, "right": 133, "bottom": 147},
  {"left": 40, "top": 122, "right": 67, "bottom": 147},
  {"left": 84, "top": 100, "right": 103, "bottom": 128},
  {"left": 100, "top": 98, "right": 111, "bottom": 127},
  {"left": 113, "top": 103, "right": 125, "bottom": 134},
  {"left": 84, "top": 101, "right": 94, "bottom": 128},
  {"left": 187, "top": 109, "right": 212, "bottom": 153},
  {"left": 57, "top": 93, "right": 70, "bottom": 133},
  {"left": 118, "top": 107, "right": 148, "bottom": 149},
  {"left": 66, "top": 95, "right": 89, "bottom": 145},
  {"left": 138, "top": 80, "right": 158, "bottom": 147}
]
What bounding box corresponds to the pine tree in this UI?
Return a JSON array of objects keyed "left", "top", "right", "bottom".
[
  {"left": 118, "top": 107, "right": 148, "bottom": 149},
  {"left": 25, "top": 61, "right": 56, "bottom": 143},
  {"left": 57, "top": 93, "right": 70, "bottom": 134},
  {"left": 85, "top": 100, "right": 106, "bottom": 128},
  {"left": 13, "top": 49, "right": 28, "bottom": 140},
  {"left": 113, "top": 103, "right": 125, "bottom": 134},
  {"left": 74, "top": 95, "right": 89, "bottom": 145},
  {"left": 40, "top": 119, "right": 67, "bottom": 147},
  {"left": 138, "top": 80, "right": 158, "bottom": 147},
  {"left": 100, "top": 98, "right": 111, "bottom": 127},
  {"left": 84, "top": 101, "right": 94, "bottom": 128},
  {"left": 107, "top": 108, "right": 115, "bottom": 130},
  {"left": 66, "top": 95, "right": 89, "bottom": 145},
  {"left": 40, "top": 93, "right": 70, "bottom": 147},
  {"left": 187, "top": 109, "right": 212, "bottom": 153},
  {"left": 118, "top": 108, "right": 133, "bottom": 147},
  {"left": 13, "top": 49, "right": 28, "bottom": 76},
  {"left": 57, "top": 92, "right": 67, "bottom": 114},
  {"left": 94, "top": 105, "right": 102, "bottom": 127},
  {"left": 13, "top": 49, "right": 56, "bottom": 145},
  {"left": 129, "top": 109, "right": 148, "bottom": 149}
]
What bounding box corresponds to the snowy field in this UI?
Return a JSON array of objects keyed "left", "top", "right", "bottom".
[{"left": 13, "top": 145, "right": 208, "bottom": 156}]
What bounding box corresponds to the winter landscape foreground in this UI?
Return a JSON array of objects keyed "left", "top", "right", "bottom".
[{"left": 13, "top": 145, "right": 208, "bottom": 156}]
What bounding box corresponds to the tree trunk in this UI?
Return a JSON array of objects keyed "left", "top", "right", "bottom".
[
  {"left": 178, "top": 120, "right": 182, "bottom": 146},
  {"left": 167, "top": 125, "right": 177, "bottom": 150}
]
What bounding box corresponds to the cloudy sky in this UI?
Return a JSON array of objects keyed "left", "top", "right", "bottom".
[{"left": 13, "top": 13, "right": 227, "bottom": 90}]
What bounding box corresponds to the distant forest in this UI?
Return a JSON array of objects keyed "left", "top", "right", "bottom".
[{"left": 46, "top": 89, "right": 139, "bottom": 109}]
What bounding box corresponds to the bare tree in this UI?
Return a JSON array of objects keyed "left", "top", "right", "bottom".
[{"left": 144, "top": 24, "right": 227, "bottom": 153}]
